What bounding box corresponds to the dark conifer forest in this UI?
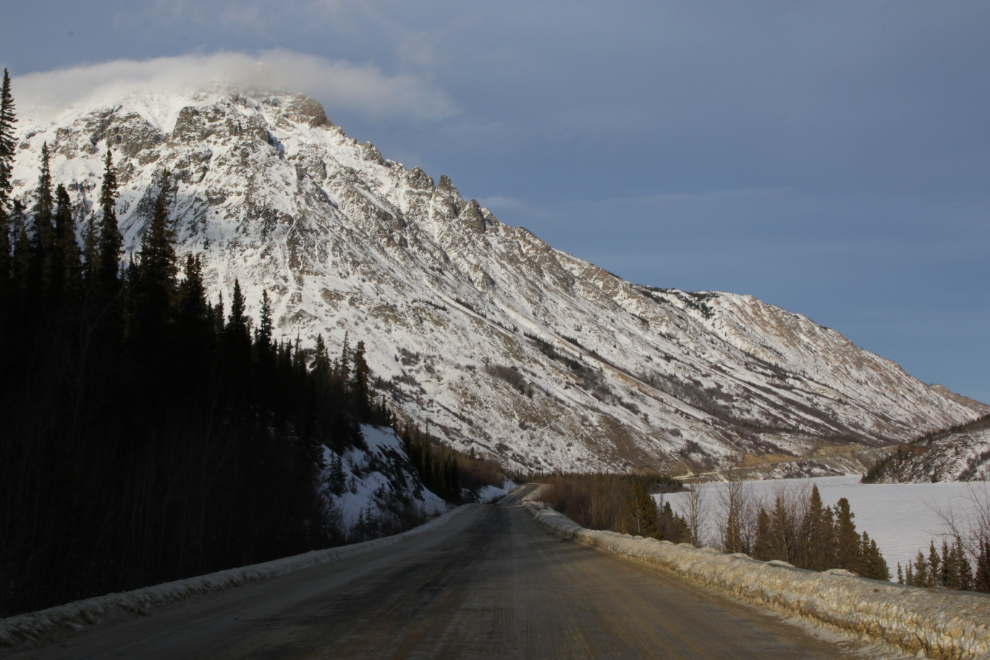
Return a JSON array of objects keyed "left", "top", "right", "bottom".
[{"left": 0, "top": 72, "right": 404, "bottom": 617}]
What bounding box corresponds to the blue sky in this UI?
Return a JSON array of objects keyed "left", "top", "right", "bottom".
[{"left": 4, "top": 1, "right": 988, "bottom": 402}]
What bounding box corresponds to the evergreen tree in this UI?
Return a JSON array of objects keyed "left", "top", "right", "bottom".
[
  {"left": 95, "top": 150, "right": 122, "bottom": 295},
  {"left": 860, "top": 532, "right": 889, "bottom": 581},
  {"left": 938, "top": 539, "right": 954, "bottom": 589},
  {"left": 228, "top": 279, "right": 247, "bottom": 336},
  {"left": 12, "top": 226, "right": 30, "bottom": 295},
  {"left": 46, "top": 184, "right": 77, "bottom": 302},
  {"left": 834, "top": 498, "right": 863, "bottom": 575},
  {"left": 928, "top": 541, "right": 941, "bottom": 587},
  {"left": 800, "top": 485, "right": 833, "bottom": 571},
  {"left": 33, "top": 143, "right": 54, "bottom": 245},
  {"left": 257, "top": 289, "right": 273, "bottom": 349},
  {"left": 0, "top": 69, "right": 15, "bottom": 295},
  {"left": 658, "top": 499, "right": 689, "bottom": 543},
  {"left": 133, "top": 169, "right": 178, "bottom": 369},
  {"left": 912, "top": 550, "right": 929, "bottom": 587},
  {"left": 752, "top": 508, "right": 772, "bottom": 561},
  {"left": 620, "top": 482, "right": 660, "bottom": 538},
  {"left": 955, "top": 538, "right": 973, "bottom": 592},
  {"left": 352, "top": 339, "right": 369, "bottom": 408},
  {"left": 174, "top": 254, "right": 210, "bottom": 367},
  {"left": 0, "top": 69, "right": 16, "bottom": 217},
  {"left": 313, "top": 333, "right": 331, "bottom": 380},
  {"left": 28, "top": 144, "right": 54, "bottom": 307},
  {"left": 338, "top": 331, "right": 351, "bottom": 382},
  {"left": 0, "top": 207, "right": 10, "bottom": 295},
  {"left": 213, "top": 291, "right": 225, "bottom": 336},
  {"left": 975, "top": 540, "right": 990, "bottom": 593}
]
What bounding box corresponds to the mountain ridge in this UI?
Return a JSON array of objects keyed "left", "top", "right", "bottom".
[{"left": 8, "top": 86, "right": 982, "bottom": 472}]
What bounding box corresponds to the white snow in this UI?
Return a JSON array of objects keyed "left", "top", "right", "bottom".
[
  {"left": 321, "top": 425, "right": 448, "bottom": 531},
  {"left": 663, "top": 475, "right": 990, "bottom": 570}
]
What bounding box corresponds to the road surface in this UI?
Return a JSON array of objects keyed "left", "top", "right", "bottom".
[{"left": 6, "top": 486, "right": 875, "bottom": 659}]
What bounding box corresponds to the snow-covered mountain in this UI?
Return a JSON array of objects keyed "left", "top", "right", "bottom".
[{"left": 8, "top": 86, "right": 983, "bottom": 472}]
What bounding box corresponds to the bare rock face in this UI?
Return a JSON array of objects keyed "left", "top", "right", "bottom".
[{"left": 9, "top": 88, "right": 984, "bottom": 473}]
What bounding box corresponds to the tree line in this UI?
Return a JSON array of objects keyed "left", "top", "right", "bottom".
[
  {"left": 899, "top": 539, "right": 986, "bottom": 592},
  {"left": 540, "top": 470, "right": 892, "bottom": 581},
  {"left": 0, "top": 71, "right": 394, "bottom": 617},
  {"left": 537, "top": 472, "right": 689, "bottom": 542}
]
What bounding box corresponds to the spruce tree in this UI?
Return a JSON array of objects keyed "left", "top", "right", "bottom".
[
  {"left": 45, "top": 184, "right": 76, "bottom": 301},
  {"left": 0, "top": 69, "right": 16, "bottom": 218},
  {"left": 314, "top": 333, "right": 331, "bottom": 380},
  {"left": 0, "top": 69, "right": 15, "bottom": 295},
  {"left": 133, "top": 168, "right": 178, "bottom": 369},
  {"left": 12, "top": 226, "right": 30, "bottom": 295},
  {"left": 338, "top": 331, "right": 351, "bottom": 382},
  {"left": 257, "top": 289, "right": 273, "bottom": 349},
  {"left": 620, "top": 482, "right": 660, "bottom": 538},
  {"left": 834, "top": 498, "right": 862, "bottom": 574},
  {"left": 912, "top": 550, "right": 929, "bottom": 587},
  {"left": 0, "top": 209, "right": 10, "bottom": 295},
  {"left": 174, "top": 254, "right": 210, "bottom": 367},
  {"left": 33, "top": 142, "right": 54, "bottom": 230},
  {"left": 352, "top": 339, "right": 369, "bottom": 409},
  {"left": 30, "top": 144, "right": 54, "bottom": 304},
  {"left": 228, "top": 280, "right": 246, "bottom": 333},
  {"left": 800, "top": 485, "right": 830, "bottom": 570},
  {"left": 82, "top": 215, "right": 98, "bottom": 286},
  {"left": 975, "top": 540, "right": 990, "bottom": 593},
  {"left": 752, "top": 508, "right": 772, "bottom": 561},
  {"left": 939, "top": 539, "right": 955, "bottom": 589},
  {"left": 955, "top": 538, "right": 973, "bottom": 592},
  {"left": 861, "top": 532, "right": 889, "bottom": 581},
  {"left": 96, "top": 150, "right": 122, "bottom": 295},
  {"left": 928, "top": 541, "right": 942, "bottom": 587}
]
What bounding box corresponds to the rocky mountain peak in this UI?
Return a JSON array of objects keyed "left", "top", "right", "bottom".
[{"left": 7, "top": 86, "right": 983, "bottom": 473}]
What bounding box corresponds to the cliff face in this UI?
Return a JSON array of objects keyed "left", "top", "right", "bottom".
[{"left": 9, "top": 87, "right": 981, "bottom": 472}]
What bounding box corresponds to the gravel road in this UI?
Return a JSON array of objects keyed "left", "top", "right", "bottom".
[{"left": 5, "top": 486, "right": 875, "bottom": 659}]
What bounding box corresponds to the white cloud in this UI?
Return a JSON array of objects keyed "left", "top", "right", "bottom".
[{"left": 15, "top": 50, "right": 457, "bottom": 123}]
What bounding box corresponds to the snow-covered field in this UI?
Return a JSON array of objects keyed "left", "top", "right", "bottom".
[{"left": 662, "top": 475, "right": 989, "bottom": 571}]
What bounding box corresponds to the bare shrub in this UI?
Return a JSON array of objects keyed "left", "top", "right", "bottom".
[
  {"left": 486, "top": 364, "right": 529, "bottom": 396},
  {"left": 539, "top": 473, "right": 682, "bottom": 536},
  {"left": 714, "top": 476, "right": 757, "bottom": 554},
  {"left": 684, "top": 482, "right": 710, "bottom": 547}
]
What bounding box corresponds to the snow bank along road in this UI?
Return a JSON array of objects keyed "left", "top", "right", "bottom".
[{"left": 4, "top": 486, "right": 882, "bottom": 660}]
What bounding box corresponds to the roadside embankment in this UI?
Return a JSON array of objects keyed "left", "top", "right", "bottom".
[
  {"left": 0, "top": 505, "right": 474, "bottom": 651},
  {"left": 525, "top": 501, "right": 990, "bottom": 660}
]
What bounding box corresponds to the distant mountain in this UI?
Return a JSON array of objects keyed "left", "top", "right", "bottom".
[
  {"left": 9, "top": 86, "right": 982, "bottom": 472},
  {"left": 864, "top": 415, "right": 990, "bottom": 483},
  {"left": 929, "top": 384, "right": 990, "bottom": 417}
]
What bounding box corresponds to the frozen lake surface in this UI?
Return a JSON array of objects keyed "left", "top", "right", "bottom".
[{"left": 662, "top": 475, "right": 989, "bottom": 572}]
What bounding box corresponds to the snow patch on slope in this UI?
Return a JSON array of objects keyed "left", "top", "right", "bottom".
[
  {"left": 322, "top": 425, "right": 448, "bottom": 532},
  {"left": 8, "top": 86, "right": 983, "bottom": 473}
]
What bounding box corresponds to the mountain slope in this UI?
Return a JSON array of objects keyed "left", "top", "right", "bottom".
[{"left": 9, "top": 86, "right": 982, "bottom": 472}]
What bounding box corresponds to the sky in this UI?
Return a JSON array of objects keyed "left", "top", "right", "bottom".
[{"left": 3, "top": 1, "right": 988, "bottom": 402}]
